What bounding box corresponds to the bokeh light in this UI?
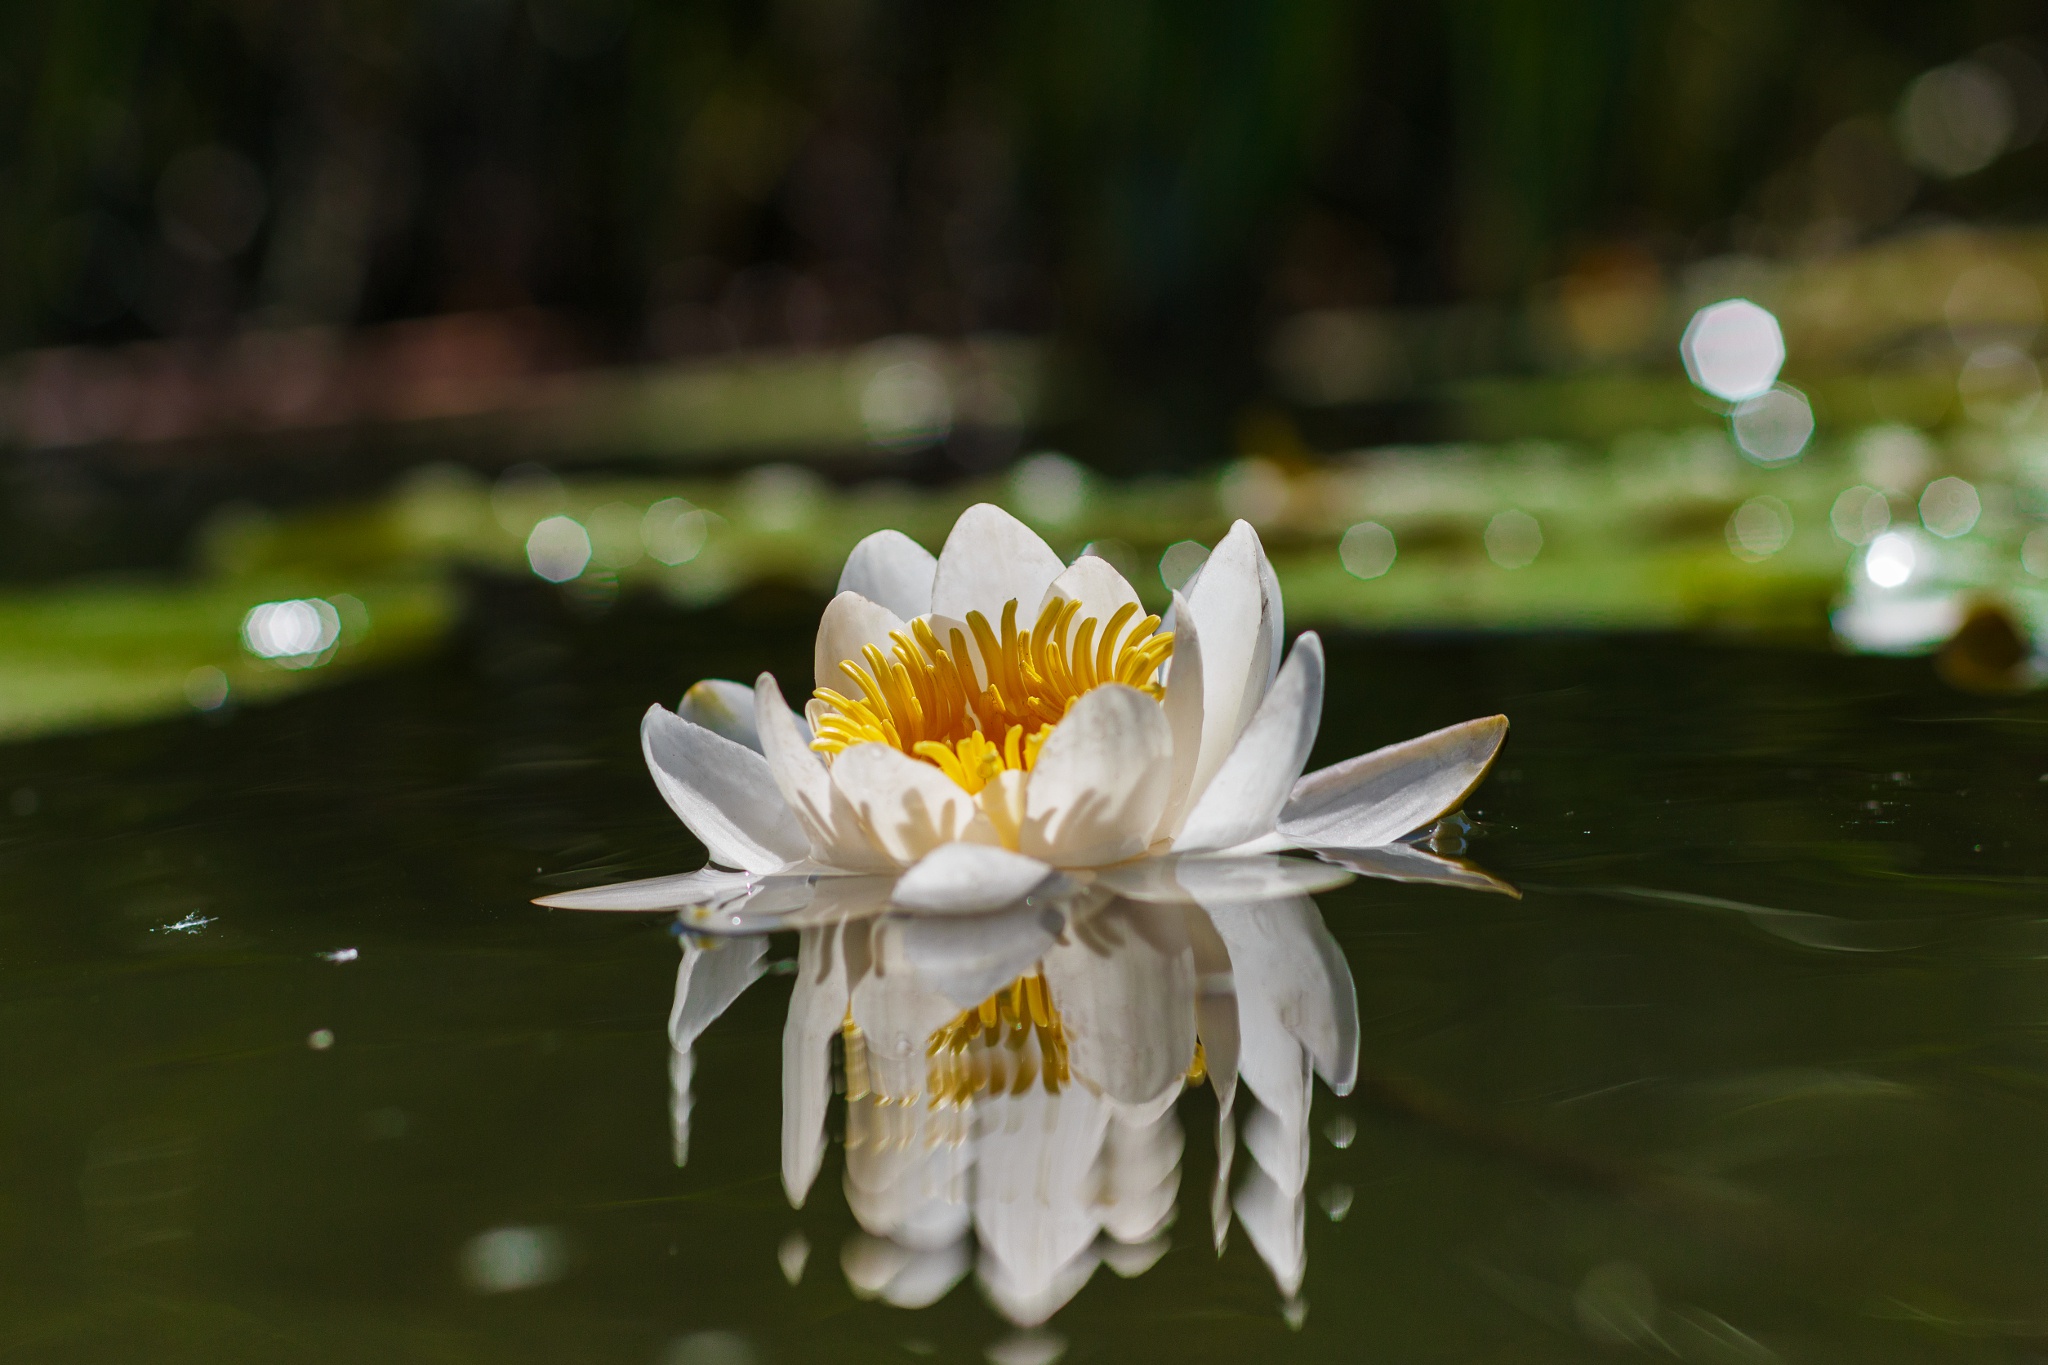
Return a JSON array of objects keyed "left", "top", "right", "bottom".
[
  {"left": 858, "top": 346, "right": 952, "bottom": 449},
  {"left": 1158, "top": 540, "right": 1209, "bottom": 592},
  {"left": 1008, "top": 452, "right": 1088, "bottom": 527},
  {"left": 1919, "top": 476, "right": 1982, "bottom": 539},
  {"left": 1729, "top": 385, "right": 1814, "bottom": 464},
  {"left": 1680, "top": 299, "right": 1785, "bottom": 402},
  {"left": 1484, "top": 510, "right": 1542, "bottom": 569},
  {"left": 241, "top": 598, "right": 341, "bottom": 665},
  {"left": 737, "top": 464, "right": 825, "bottom": 532},
  {"left": 526, "top": 515, "right": 592, "bottom": 582},
  {"left": 587, "top": 501, "right": 646, "bottom": 570},
  {"left": 642, "top": 497, "right": 708, "bottom": 565},
  {"left": 1864, "top": 531, "right": 1919, "bottom": 589},
  {"left": 183, "top": 665, "right": 229, "bottom": 710},
  {"left": 1726, "top": 496, "right": 1792, "bottom": 562},
  {"left": 1829, "top": 485, "right": 1891, "bottom": 545},
  {"left": 460, "top": 1226, "right": 568, "bottom": 1294},
  {"left": 1897, "top": 61, "right": 2015, "bottom": 178},
  {"left": 2024, "top": 527, "right": 2048, "bottom": 578},
  {"left": 1338, "top": 521, "right": 1396, "bottom": 579},
  {"left": 1958, "top": 344, "right": 2041, "bottom": 425}
]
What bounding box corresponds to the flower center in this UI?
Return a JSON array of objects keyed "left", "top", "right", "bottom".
[{"left": 809, "top": 596, "right": 1173, "bottom": 791}]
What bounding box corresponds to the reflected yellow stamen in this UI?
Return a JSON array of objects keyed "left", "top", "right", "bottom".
[
  {"left": 923, "top": 972, "right": 1070, "bottom": 1107},
  {"left": 809, "top": 594, "right": 1172, "bottom": 791}
]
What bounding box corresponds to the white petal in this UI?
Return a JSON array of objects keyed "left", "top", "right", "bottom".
[
  {"left": 641, "top": 705, "right": 808, "bottom": 874},
  {"left": 1182, "top": 520, "right": 1278, "bottom": 807},
  {"left": 1020, "top": 684, "right": 1173, "bottom": 867},
  {"left": 1278, "top": 714, "right": 1508, "bottom": 849},
  {"left": 1257, "top": 537, "right": 1285, "bottom": 695},
  {"left": 784, "top": 923, "right": 849, "bottom": 1207},
  {"left": 534, "top": 866, "right": 755, "bottom": 911},
  {"left": 1313, "top": 842, "right": 1519, "bottom": 896},
  {"left": 831, "top": 743, "right": 988, "bottom": 865},
  {"left": 678, "top": 678, "right": 783, "bottom": 752},
  {"left": 1037, "top": 553, "right": 1142, "bottom": 626},
  {"left": 838, "top": 529, "right": 937, "bottom": 621},
  {"left": 891, "top": 843, "right": 1057, "bottom": 914},
  {"left": 755, "top": 674, "right": 895, "bottom": 871},
  {"left": 1152, "top": 589, "right": 1205, "bottom": 839},
  {"left": 1093, "top": 853, "right": 1353, "bottom": 903},
  {"left": 1173, "top": 632, "right": 1324, "bottom": 852},
  {"left": 814, "top": 591, "right": 909, "bottom": 696},
  {"left": 930, "top": 502, "right": 1067, "bottom": 625}
]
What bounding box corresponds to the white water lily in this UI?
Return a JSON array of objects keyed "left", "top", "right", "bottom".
[
  {"left": 540, "top": 502, "right": 1508, "bottom": 923},
  {"left": 663, "top": 890, "right": 1360, "bottom": 1323}
]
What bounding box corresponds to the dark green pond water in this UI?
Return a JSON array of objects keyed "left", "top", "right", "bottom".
[{"left": 8, "top": 588, "right": 2048, "bottom": 1363}]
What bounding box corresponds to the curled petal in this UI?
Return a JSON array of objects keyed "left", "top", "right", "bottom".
[
  {"left": 1021, "top": 684, "right": 1173, "bottom": 867},
  {"left": 930, "top": 503, "right": 1067, "bottom": 626},
  {"left": 1173, "top": 633, "right": 1324, "bottom": 853},
  {"left": 1182, "top": 520, "right": 1278, "bottom": 809},
  {"left": 1038, "top": 554, "right": 1142, "bottom": 630},
  {"left": 814, "top": 591, "right": 909, "bottom": 696},
  {"left": 1278, "top": 714, "right": 1508, "bottom": 849},
  {"left": 755, "top": 673, "right": 895, "bottom": 871},
  {"left": 678, "top": 678, "right": 777, "bottom": 752},
  {"left": 891, "top": 842, "right": 1058, "bottom": 915},
  {"left": 832, "top": 742, "right": 992, "bottom": 866},
  {"left": 641, "top": 705, "right": 808, "bottom": 874}
]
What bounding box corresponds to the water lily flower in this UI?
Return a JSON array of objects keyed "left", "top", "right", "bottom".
[
  {"left": 662, "top": 889, "right": 1360, "bottom": 1323},
  {"left": 541, "top": 503, "right": 1507, "bottom": 922}
]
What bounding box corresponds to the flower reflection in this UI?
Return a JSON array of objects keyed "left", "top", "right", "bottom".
[{"left": 663, "top": 888, "right": 1392, "bottom": 1325}]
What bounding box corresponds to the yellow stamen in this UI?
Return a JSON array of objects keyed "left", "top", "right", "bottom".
[{"left": 809, "top": 593, "right": 1173, "bottom": 793}]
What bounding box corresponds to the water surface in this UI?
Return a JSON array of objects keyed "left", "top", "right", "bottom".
[{"left": 6, "top": 589, "right": 2048, "bottom": 1362}]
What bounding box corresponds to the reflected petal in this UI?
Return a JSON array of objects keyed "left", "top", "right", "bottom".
[
  {"left": 838, "top": 529, "right": 938, "bottom": 622},
  {"left": 973, "top": 1085, "right": 1112, "bottom": 1327},
  {"left": 1279, "top": 714, "right": 1508, "bottom": 849},
  {"left": 1313, "top": 842, "right": 1519, "bottom": 897},
  {"left": 641, "top": 704, "right": 809, "bottom": 873},
  {"left": 784, "top": 922, "right": 850, "bottom": 1207},
  {"left": 895, "top": 901, "right": 1071, "bottom": 1010},
  {"left": 1093, "top": 854, "right": 1353, "bottom": 904},
  {"left": 1043, "top": 901, "right": 1196, "bottom": 1107},
  {"left": 842, "top": 1233, "right": 970, "bottom": 1309},
  {"left": 669, "top": 936, "right": 768, "bottom": 1167},
  {"left": 535, "top": 866, "right": 756, "bottom": 912}
]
